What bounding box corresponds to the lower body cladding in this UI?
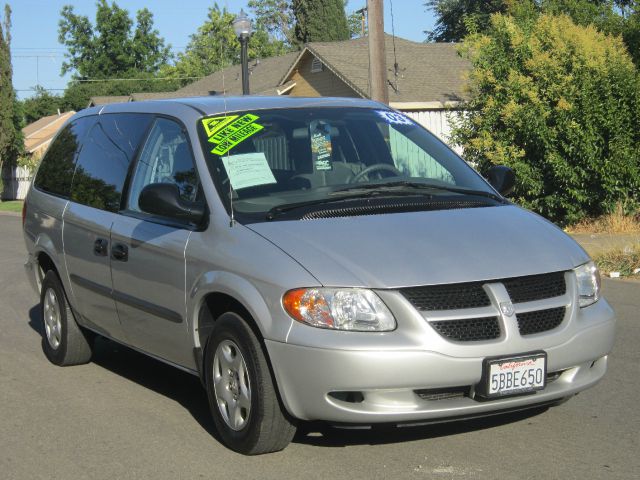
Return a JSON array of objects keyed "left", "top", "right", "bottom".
[{"left": 266, "top": 309, "right": 615, "bottom": 424}]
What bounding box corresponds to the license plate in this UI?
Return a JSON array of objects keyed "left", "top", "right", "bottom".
[{"left": 480, "top": 352, "right": 547, "bottom": 398}]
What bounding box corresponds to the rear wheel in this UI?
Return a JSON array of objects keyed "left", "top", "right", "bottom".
[
  {"left": 40, "top": 271, "right": 92, "bottom": 366},
  {"left": 204, "top": 312, "right": 296, "bottom": 454}
]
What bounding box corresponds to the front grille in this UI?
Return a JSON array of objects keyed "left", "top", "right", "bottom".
[
  {"left": 503, "top": 271, "right": 566, "bottom": 303},
  {"left": 516, "top": 307, "right": 566, "bottom": 335},
  {"left": 401, "top": 282, "right": 490, "bottom": 311},
  {"left": 430, "top": 316, "right": 500, "bottom": 341},
  {"left": 400, "top": 271, "right": 567, "bottom": 312}
]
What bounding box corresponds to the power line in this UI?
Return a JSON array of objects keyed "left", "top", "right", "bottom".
[
  {"left": 71, "top": 76, "right": 202, "bottom": 82},
  {"left": 16, "top": 75, "right": 204, "bottom": 93}
]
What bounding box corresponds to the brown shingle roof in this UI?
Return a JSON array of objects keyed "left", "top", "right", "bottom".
[
  {"left": 284, "top": 35, "right": 469, "bottom": 103},
  {"left": 22, "top": 111, "right": 76, "bottom": 154},
  {"left": 129, "top": 91, "right": 188, "bottom": 101},
  {"left": 174, "top": 52, "right": 300, "bottom": 97},
  {"left": 88, "top": 95, "right": 131, "bottom": 106}
]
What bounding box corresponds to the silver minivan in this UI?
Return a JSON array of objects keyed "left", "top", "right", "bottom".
[{"left": 23, "top": 96, "right": 615, "bottom": 454}]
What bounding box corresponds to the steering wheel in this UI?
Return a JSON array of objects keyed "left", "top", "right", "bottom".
[{"left": 350, "top": 163, "right": 402, "bottom": 183}]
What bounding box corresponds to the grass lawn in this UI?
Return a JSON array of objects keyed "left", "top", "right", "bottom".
[{"left": 0, "top": 200, "right": 23, "bottom": 213}]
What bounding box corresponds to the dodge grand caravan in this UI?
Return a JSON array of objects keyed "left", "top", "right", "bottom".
[{"left": 23, "top": 96, "right": 615, "bottom": 454}]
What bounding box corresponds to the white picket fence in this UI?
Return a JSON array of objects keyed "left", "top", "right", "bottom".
[{"left": 1, "top": 165, "right": 32, "bottom": 201}]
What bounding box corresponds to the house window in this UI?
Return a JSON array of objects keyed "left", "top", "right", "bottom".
[{"left": 310, "top": 57, "right": 323, "bottom": 73}]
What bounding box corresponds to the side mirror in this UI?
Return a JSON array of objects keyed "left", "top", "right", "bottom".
[
  {"left": 487, "top": 165, "right": 515, "bottom": 196},
  {"left": 138, "top": 183, "right": 205, "bottom": 225}
]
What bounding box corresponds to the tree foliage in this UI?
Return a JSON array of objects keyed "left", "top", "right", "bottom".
[
  {"left": 0, "top": 4, "right": 22, "bottom": 177},
  {"left": 426, "top": 0, "right": 640, "bottom": 65},
  {"left": 453, "top": 13, "right": 640, "bottom": 224},
  {"left": 20, "top": 87, "right": 65, "bottom": 125},
  {"left": 425, "top": 0, "right": 508, "bottom": 41},
  {"left": 347, "top": 8, "right": 367, "bottom": 38},
  {"left": 61, "top": 74, "right": 180, "bottom": 111},
  {"left": 58, "top": 0, "right": 171, "bottom": 78},
  {"left": 163, "top": 4, "right": 288, "bottom": 85},
  {"left": 292, "top": 0, "right": 351, "bottom": 44},
  {"left": 248, "top": 0, "right": 296, "bottom": 45}
]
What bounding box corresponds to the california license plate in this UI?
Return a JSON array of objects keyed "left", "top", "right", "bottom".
[{"left": 480, "top": 352, "right": 547, "bottom": 398}]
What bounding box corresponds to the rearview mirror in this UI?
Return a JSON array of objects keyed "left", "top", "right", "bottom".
[
  {"left": 487, "top": 165, "right": 515, "bottom": 196},
  {"left": 138, "top": 183, "right": 205, "bottom": 225}
]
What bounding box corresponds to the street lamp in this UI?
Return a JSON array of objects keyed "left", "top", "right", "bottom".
[{"left": 233, "top": 9, "right": 252, "bottom": 95}]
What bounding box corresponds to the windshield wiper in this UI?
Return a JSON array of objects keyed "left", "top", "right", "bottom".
[
  {"left": 266, "top": 192, "right": 387, "bottom": 220},
  {"left": 333, "top": 181, "right": 504, "bottom": 202},
  {"left": 266, "top": 182, "right": 503, "bottom": 220}
]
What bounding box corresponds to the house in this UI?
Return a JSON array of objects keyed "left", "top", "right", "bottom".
[
  {"left": 1, "top": 110, "right": 75, "bottom": 201},
  {"left": 278, "top": 35, "right": 468, "bottom": 149},
  {"left": 22, "top": 110, "right": 76, "bottom": 159}
]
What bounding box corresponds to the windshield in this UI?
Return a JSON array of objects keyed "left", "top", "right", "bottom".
[{"left": 197, "top": 107, "right": 499, "bottom": 222}]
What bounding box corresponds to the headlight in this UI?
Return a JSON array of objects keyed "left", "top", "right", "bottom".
[
  {"left": 574, "top": 261, "right": 601, "bottom": 307},
  {"left": 282, "top": 288, "right": 396, "bottom": 331}
]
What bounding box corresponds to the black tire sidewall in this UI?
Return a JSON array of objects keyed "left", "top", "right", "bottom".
[
  {"left": 40, "top": 271, "right": 69, "bottom": 365},
  {"left": 204, "top": 313, "right": 267, "bottom": 453}
]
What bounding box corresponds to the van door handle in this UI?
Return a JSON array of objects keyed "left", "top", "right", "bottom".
[
  {"left": 94, "top": 238, "right": 108, "bottom": 256},
  {"left": 111, "top": 243, "right": 129, "bottom": 262}
]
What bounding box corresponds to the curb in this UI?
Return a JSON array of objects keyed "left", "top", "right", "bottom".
[{"left": 0, "top": 211, "right": 20, "bottom": 217}]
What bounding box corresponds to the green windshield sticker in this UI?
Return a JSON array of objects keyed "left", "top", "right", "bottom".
[
  {"left": 202, "top": 113, "right": 264, "bottom": 156},
  {"left": 202, "top": 115, "right": 239, "bottom": 137}
]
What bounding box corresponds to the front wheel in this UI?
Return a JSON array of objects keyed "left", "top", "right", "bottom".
[{"left": 204, "top": 312, "right": 296, "bottom": 454}]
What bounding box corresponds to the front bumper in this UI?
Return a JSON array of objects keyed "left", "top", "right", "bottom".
[{"left": 266, "top": 298, "right": 615, "bottom": 423}]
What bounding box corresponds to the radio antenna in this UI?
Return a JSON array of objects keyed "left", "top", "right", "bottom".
[{"left": 219, "top": 26, "right": 235, "bottom": 227}]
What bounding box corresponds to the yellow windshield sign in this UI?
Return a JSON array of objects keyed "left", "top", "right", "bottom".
[{"left": 201, "top": 114, "right": 264, "bottom": 156}]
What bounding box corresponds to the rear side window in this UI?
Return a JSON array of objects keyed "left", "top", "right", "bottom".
[
  {"left": 33, "top": 116, "right": 96, "bottom": 198},
  {"left": 69, "top": 114, "right": 152, "bottom": 212}
]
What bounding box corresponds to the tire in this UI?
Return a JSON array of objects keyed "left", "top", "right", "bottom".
[
  {"left": 204, "top": 312, "right": 296, "bottom": 454},
  {"left": 40, "top": 271, "right": 92, "bottom": 366}
]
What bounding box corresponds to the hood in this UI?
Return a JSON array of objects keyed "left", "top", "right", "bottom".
[{"left": 247, "top": 205, "right": 589, "bottom": 288}]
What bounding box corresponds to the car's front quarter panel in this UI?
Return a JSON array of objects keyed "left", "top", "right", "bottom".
[{"left": 184, "top": 214, "right": 320, "bottom": 351}]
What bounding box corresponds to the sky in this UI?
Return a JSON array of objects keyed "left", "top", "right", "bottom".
[{"left": 8, "top": 1, "right": 436, "bottom": 100}]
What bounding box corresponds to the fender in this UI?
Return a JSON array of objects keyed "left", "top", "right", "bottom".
[{"left": 187, "top": 270, "right": 294, "bottom": 348}]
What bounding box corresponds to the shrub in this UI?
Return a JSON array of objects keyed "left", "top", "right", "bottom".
[{"left": 453, "top": 13, "right": 640, "bottom": 225}]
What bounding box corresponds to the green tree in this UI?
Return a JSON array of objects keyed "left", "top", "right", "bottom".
[
  {"left": 425, "top": 0, "right": 508, "bottom": 41},
  {"left": 248, "top": 0, "right": 296, "bottom": 45},
  {"left": 624, "top": 4, "right": 640, "bottom": 64},
  {"left": 0, "top": 4, "right": 23, "bottom": 191},
  {"left": 347, "top": 7, "right": 367, "bottom": 38},
  {"left": 426, "top": 1, "right": 640, "bottom": 65},
  {"left": 164, "top": 4, "right": 287, "bottom": 84},
  {"left": 292, "top": 0, "right": 351, "bottom": 44},
  {"left": 58, "top": 0, "right": 171, "bottom": 79},
  {"left": 453, "top": 13, "right": 640, "bottom": 224},
  {"left": 60, "top": 73, "right": 180, "bottom": 111},
  {"left": 20, "top": 87, "right": 65, "bottom": 125}
]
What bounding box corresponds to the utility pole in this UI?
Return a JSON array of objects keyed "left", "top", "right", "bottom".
[{"left": 367, "top": 0, "right": 388, "bottom": 104}]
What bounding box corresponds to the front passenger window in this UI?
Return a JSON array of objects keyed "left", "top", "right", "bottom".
[{"left": 128, "top": 118, "right": 200, "bottom": 214}]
